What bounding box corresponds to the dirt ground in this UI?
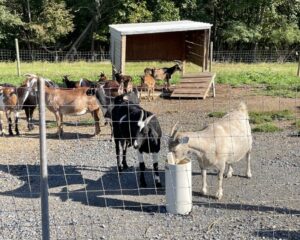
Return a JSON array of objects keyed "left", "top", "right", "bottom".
[{"left": 0, "top": 85, "right": 299, "bottom": 240}]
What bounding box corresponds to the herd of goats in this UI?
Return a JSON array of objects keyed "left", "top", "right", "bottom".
[{"left": 0, "top": 61, "right": 254, "bottom": 200}]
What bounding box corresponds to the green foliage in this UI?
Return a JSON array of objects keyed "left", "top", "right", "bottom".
[
  {"left": 26, "top": 2, "right": 74, "bottom": 44},
  {"left": 116, "top": 0, "right": 152, "bottom": 23},
  {"left": 223, "top": 22, "right": 262, "bottom": 45},
  {"left": 151, "top": 0, "right": 180, "bottom": 21},
  {"left": 252, "top": 123, "right": 282, "bottom": 133},
  {"left": 0, "top": 0, "right": 23, "bottom": 42}
]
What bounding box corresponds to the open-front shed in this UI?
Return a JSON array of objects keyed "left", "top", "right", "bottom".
[{"left": 109, "top": 20, "right": 216, "bottom": 99}]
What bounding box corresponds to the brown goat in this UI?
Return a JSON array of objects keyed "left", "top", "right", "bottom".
[{"left": 25, "top": 76, "right": 101, "bottom": 136}]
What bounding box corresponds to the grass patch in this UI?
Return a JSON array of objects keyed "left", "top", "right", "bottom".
[
  {"left": 46, "top": 121, "right": 57, "bottom": 129},
  {"left": 252, "top": 123, "right": 282, "bottom": 133},
  {"left": 208, "top": 111, "right": 226, "bottom": 118},
  {"left": 292, "top": 120, "right": 300, "bottom": 130},
  {"left": 214, "top": 63, "right": 299, "bottom": 98},
  {"left": 249, "top": 110, "right": 294, "bottom": 124},
  {"left": 0, "top": 61, "right": 298, "bottom": 97}
]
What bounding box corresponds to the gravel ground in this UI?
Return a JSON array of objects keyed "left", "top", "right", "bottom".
[{"left": 0, "top": 87, "right": 299, "bottom": 240}]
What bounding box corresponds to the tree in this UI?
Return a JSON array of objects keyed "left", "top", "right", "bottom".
[
  {"left": 0, "top": 0, "right": 23, "bottom": 45},
  {"left": 25, "top": 2, "right": 74, "bottom": 45}
]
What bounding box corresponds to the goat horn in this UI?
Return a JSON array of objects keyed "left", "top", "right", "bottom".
[
  {"left": 170, "top": 122, "right": 179, "bottom": 139},
  {"left": 24, "top": 73, "right": 38, "bottom": 78},
  {"left": 144, "top": 114, "right": 156, "bottom": 126},
  {"left": 139, "top": 110, "right": 144, "bottom": 122}
]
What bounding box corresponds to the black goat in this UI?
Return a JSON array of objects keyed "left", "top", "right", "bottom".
[
  {"left": 62, "top": 75, "right": 79, "bottom": 88},
  {"left": 111, "top": 94, "right": 162, "bottom": 188},
  {"left": 151, "top": 62, "right": 182, "bottom": 89},
  {"left": 78, "top": 78, "right": 99, "bottom": 88},
  {"left": 113, "top": 67, "right": 133, "bottom": 93}
]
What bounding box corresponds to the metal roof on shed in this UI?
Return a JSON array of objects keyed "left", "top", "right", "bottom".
[{"left": 109, "top": 20, "right": 212, "bottom": 36}]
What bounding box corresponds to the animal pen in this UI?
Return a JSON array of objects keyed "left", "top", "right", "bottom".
[
  {"left": 0, "top": 24, "right": 300, "bottom": 240},
  {"left": 109, "top": 21, "right": 216, "bottom": 99}
]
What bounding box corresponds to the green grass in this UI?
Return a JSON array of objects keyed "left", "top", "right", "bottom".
[
  {"left": 252, "top": 123, "right": 282, "bottom": 133},
  {"left": 208, "top": 109, "right": 294, "bottom": 133},
  {"left": 249, "top": 110, "right": 294, "bottom": 124},
  {"left": 208, "top": 111, "right": 226, "bottom": 118},
  {"left": 0, "top": 61, "right": 299, "bottom": 97},
  {"left": 214, "top": 63, "right": 299, "bottom": 98}
]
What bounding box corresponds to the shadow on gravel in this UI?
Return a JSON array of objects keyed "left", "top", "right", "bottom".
[
  {"left": 193, "top": 201, "right": 300, "bottom": 216},
  {"left": 21, "top": 132, "right": 96, "bottom": 140},
  {"left": 254, "top": 229, "right": 300, "bottom": 239},
  {"left": 0, "top": 164, "right": 166, "bottom": 213}
]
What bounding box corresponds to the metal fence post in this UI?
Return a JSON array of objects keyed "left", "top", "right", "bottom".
[
  {"left": 38, "top": 77, "right": 50, "bottom": 240},
  {"left": 15, "top": 39, "right": 21, "bottom": 76}
]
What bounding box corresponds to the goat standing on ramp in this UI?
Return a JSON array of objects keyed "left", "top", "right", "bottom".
[{"left": 168, "top": 102, "right": 253, "bottom": 200}]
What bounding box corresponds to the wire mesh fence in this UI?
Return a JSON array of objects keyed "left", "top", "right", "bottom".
[
  {"left": 0, "top": 49, "right": 298, "bottom": 63},
  {"left": 0, "top": 76, "right": 299, "bottom": 239}
]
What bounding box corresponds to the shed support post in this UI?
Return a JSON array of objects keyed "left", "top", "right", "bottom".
[{"left": 121, "top": 35, "right": 126, "bottom": 74}]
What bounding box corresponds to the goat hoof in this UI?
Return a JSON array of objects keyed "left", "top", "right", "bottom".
[
  {"left": 200, "top": 188, "right": 207, "bottom": 196},
  {"left": 246, "top": 172, "right": 252, "bottom": 178},
  {"left": 122, "top": 164, "right": 129, "bottom": 170},
  {"left": 155, "top": 182, "right": 162, "bottom": 188},
  {"left": 215, "top": 190, "right": 223, "bottom": 200},
  {"left": 9, "top": 132, "right": 13, "bottom": 136},
  {"left": 117, "top": 166, "right": 123, "bottom": 172},
  {"left": 16, "top": 132, "right": 20, "bottom": 136}
]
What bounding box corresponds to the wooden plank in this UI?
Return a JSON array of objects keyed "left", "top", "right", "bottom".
[
  {"left": 171, "top": 72, "right": 216, "bottom": 99},
  {"left": 202, "top": 73, "right": 216, "bottom": 99},
  {"left": 183, "top": 72, "right": 213, "bottom": 77},
  {"left": 177, "top": 83, "right": 209, "bottom": 88},
  {"left": 180, "top": 79, "right": 211, "bottom": 83},
  {"left": 185, "top": 40, "right": 203, "bottom": 48},
  {"left": 173, "top": 88, "right": 206, "bottom": 94}
]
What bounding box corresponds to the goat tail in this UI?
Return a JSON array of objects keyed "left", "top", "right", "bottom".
[{"left": 238, "top": 102, "right": 248, "bottom": 113}]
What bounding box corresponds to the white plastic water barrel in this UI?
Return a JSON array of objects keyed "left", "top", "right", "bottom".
[{"left": 165, "top": 159, "right": 192, "bottom": 215}]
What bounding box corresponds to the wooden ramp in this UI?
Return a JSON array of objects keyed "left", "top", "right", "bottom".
[{"left": 171, "top": 72, "right": 216, "bottom": 99}]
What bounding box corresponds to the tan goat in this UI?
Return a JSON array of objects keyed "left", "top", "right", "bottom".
[
  {"left": 168, "top": 102, "right": 253, "bottom": 200},
  {"left": 0, "top": 85, "right": 20, "bottom": 135},
  {"left": 141, "top": 74, "right": 155, "bottom": 101}
]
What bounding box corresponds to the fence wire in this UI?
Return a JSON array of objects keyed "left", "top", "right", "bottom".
[
  {"left": 0, "top": 79, "right": 299, "bottom": 239},
  {"left": 0, "top": 49, "right": 298, "bottom": 63}
]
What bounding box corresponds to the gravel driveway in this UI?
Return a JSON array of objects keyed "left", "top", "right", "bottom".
[{"left": 0, "top": 86, "right": 299, "bottom": 239}]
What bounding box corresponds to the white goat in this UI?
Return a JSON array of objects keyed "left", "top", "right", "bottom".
[{"left": 168, "top": 102, "right": 253, "bottom": 200}]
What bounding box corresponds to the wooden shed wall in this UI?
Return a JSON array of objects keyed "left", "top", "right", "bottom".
[
  {"left": 110, "top": 30, "right": 122, "bottom": 70},
  {"left": 185, "top": 30, "right": 207, "bottom": 68},
  {"left": 126, "top": 32, "right": 185, "bottom": 61}
]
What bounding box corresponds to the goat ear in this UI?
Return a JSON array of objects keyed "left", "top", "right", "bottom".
[
  {"left": 118, "top": 82, "right": 124, "bottom": 95},
  {"left": 178, "top": 136, "right": 189, "bottom": 144}
]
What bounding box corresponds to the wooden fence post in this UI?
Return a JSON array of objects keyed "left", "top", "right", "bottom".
[{"left": 15, "top": 39, "right": 21, "bottom": 76}]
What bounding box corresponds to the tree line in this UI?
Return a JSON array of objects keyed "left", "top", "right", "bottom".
[{"left": 0, "top": 0, "right": 299, "bottom": 53}]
